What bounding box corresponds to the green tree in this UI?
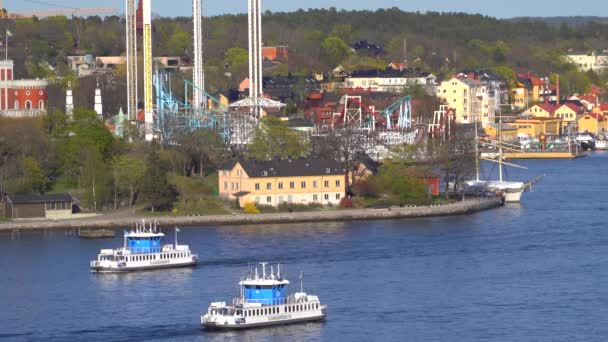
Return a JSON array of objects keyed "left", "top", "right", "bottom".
[
  {"left": 225, "top": 47, "right": 249, "bottom": 68},
  {"left": 112, "top": 155, "right": 146, "bottom": 208},
  {"left": 248, "top": 116, "right": 309, "bottom": 160},
  {"left": 164, "top": 27, "right": 191, "bottom": 55},
  {"left": 373, "top": 162, "right": 429, "bottom": 205},
  {"left": 177, "top": 128, "right": 228, "bottom": 177},
  {"left": 142, "top": 149, "right": 176, "bottom": 211},
  {"left": 321, "top": 36, "right": 351, "bottom": 67},
  {"left": 21, "top": 157, "right": 49, "bottom": 194}
]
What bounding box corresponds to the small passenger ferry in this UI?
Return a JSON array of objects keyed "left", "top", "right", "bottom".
[
  {"left": 90, "top": 220, "right": 197, "bottom": 273},
  {"left": 201, "top": 263, "right": 326, "bottom": 330}
]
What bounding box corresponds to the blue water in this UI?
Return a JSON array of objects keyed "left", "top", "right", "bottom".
[{"left": 1, "top": 153, "right": 608, "bottom": 341}]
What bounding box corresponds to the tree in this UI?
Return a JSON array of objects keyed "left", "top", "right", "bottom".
[
  {"left": 321, "top": 36, "right": 351, "bottom": 67},
  {"left": 248, "top": 116, "right": 309, "bottom": 160},
  {"left": 225, "top": 47, "right": 249, "bottom": 68},
  {"left": 373, "top": 162, "right": 430, "bottom": 205},
  {"left": 21, "top": 157, "right": 50, "bottom": 194},
  {"left": 142, "top": 149, "right": 177, "bottom": 211},
  {"left": 112, "top": 155, "right": 146, "bottom": 208},
  {"left": 177, "top": 128, "right": 229, "bottom": 177}
]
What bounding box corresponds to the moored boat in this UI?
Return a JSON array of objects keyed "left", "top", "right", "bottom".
[
  {"left": 201, "top": 263, "right": 326, "bottom": 330},
  {"left": 595, "top": 137, "right": 608, "bottom": 151},
  {"left": 90, "top": 220, "right": 197, "bottom": 273}
]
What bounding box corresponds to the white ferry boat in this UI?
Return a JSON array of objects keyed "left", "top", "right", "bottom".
[
  {"left": 201, "top": 263, "right": 326, "bottom": 330},
  {"left": 90, "top": 220, "right": 197, "bottom": 273}
]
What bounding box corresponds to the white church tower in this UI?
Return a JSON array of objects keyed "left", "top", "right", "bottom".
[
  {"left": 94, "top": 80, "right": 103, "bottom": 118},
  {"left": 66, "top": 81, "right": 74, "bottom": 118}
]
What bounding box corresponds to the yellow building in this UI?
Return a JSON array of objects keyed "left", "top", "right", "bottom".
[
  {"left": 554, "top": 104, "right": 583, "bottom": 129},
  {"left": 512, "top": 117, "right": 563, "bottom": 137},
  {"left": 484, "top": 123, "right": 518, "bottom": 142},
  {"left": 578, "top": 113, "right": 607, "bottom": 135},
  {"left": 437, "top": 77, "right": 498, "bottom": 127},
  {"left": 219, "top": 159, "right": 346, "bottom": 207},
  {"left": 523, "top": 104, "right": 555, "bottom": 118},
  {"left": 512, "top": 81, "right": 528, "bottom": 109}
]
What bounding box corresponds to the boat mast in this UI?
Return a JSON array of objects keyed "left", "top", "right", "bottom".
[
  {"left": 498, "top": 110, "right": 503, "bottom": 183},
  {"left": 475, "top": 119, "right": 480, "bottom": 181},
  {"left": 299, "top": 271, "right": 304, "bottom": 293}
]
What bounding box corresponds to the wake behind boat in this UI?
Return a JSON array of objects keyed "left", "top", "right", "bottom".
[
  {"left": 90, "top": 220, "right": 197, "bottom": 273},
  {"left": 201, "top": 263, "right": 326, "bottom": 330}
]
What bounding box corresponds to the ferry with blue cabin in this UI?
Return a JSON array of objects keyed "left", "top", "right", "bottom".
[
  {"left": 90, "top": 220, "right": 197, "bottom": 272},
  {"left": 201, "top": 263, "right": 326, "bottom": 330}
]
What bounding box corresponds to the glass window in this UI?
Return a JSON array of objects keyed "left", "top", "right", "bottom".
[
  {"left": 278, "top": 196, "right": 283, "bottom": 203},
  {"left": 290, "top": 182, "right": 295, "bottom": 189},
  {"left": 267, "top": 196, "right": 272, "bottom": 203},
  {"left": 255, "top": 183, "right": 260, "bottom": 190},
  {"left": 324, "top": 194, "right": 329, "bottom": 200},
  {"left": 313, "top": 181, "right": 318, "bottom": 188},
  {"left": 336, "top": 194, "right": 341, "bottom": 200},
  {"left": 267, "top": 183, "right": 272, "bottom": 190},
  {"left": 324, "top": 180, "right": 329, "bottom": 188},
  {"left": 313, "top": 195, "right": 318, "bottom": 201},
  {"left": 224, "top": 181, "right": 227, "bottom": 190},
  {"left": 287, "top": 195, "right": 293, "bottom": 203},
  {"left": 278, "top": 182, "right": 283, "bottom": 189},
  {"left": 335, "top": 180, "right": 341, "bottom": 187},
  {"left": 301, "top": 181, "right": 306, "bottom": 189}
]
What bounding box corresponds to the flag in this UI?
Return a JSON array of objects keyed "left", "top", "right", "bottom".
[{"left": 5, "top": 30, "right": 12, "bottom": 38}]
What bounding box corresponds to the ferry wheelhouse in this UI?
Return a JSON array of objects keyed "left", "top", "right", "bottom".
[
  {"left": 201, "top": 263, "right": 326, "bottom": 330},
  {"left": 90, "top": 220, "right": 197, "bottom": 273}
]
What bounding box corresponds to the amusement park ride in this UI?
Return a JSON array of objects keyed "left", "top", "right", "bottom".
[{"left": 123, "top": 0, "right": 425, "bottom": 149}]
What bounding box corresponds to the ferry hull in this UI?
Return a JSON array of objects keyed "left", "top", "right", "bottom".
[
  {"left": 90, "top": 260, "right": 197, "bottom": 273},
  {"left": 202, "top": 311, "right": 326, "bottom": 330}
]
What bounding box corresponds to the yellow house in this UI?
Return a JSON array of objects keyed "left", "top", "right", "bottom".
[
  {"left": 578, "top": 113, "right": 607, "bottom": 135},
  {"left": 512, "top": 117, "right": 563, "bottom": 137},
  {"left": 554, "top": 104, "right": 583, "bottom": 129},
  {"left": 437, "top": 77, "right": 497, "bottom": 127},
  {"left": 484, "top": 123, "right": 518, "bottom": 142},
  {"left": 512, "top": 81, "right": 528, "bottom": 109},
  {"left": 523, "top": 104, "right": 556, "bottom": 118},
  {"left": 218, "top": 159, "right": 346, "bottom": 207}
]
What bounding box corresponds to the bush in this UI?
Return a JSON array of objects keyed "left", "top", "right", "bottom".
[
  {"left": 243, "top": 202, "right": 260, "bottom": 214},
  {"left": 339, "top": 197, "right": 353, "bottom": 208}
]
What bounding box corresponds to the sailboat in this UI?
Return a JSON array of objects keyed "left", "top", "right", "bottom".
[{"left": 465, "top": 119, "right": 526, "bottom": 203}]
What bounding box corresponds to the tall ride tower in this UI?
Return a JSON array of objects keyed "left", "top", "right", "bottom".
[
  {"left": 125, "top": 0, "right": 138, "bottom": 121},
  {"left": 142, "top": 0, "right": 154, "bottom": 141},
  {"left": 192, "top": 0, "right": 205, "bottom": 108},
  {"left": 248, "top": 0, "right": 263, "bottom": 115}
]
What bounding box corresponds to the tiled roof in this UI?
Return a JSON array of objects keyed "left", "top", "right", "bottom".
[
  {"left": 7, "top": 193, "right": 73, "bottom": 204},
  {"left": 559, "top": 103, "right": 584, "bottom": 114},
  {"left": 222, "top": 159, "right": 345, "bottom": 178}
]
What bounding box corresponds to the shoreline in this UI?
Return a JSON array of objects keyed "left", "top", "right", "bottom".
[{"left": 0, "top": 197, "right": 503, "bottom": 232}]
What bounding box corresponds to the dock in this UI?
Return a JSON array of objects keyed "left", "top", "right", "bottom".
[
  {"left": 78, "top": 229, "right": 116, "bottom": 239},
  {"left": 504, "top": 151, "right": 584, "bottom": 159}
]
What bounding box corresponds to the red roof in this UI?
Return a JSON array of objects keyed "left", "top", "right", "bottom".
[
  {"left": 307, "top": 92, "right": 323, "bottom": 100},
  {"left": 585, "top": 113, "right": 605, "bottom": 121},
  {"left": 559, "top": 103, "right": 584, "bottom": 114},
  {"left": 578, "top": 94, "right": 598, "bottom": 104},
  {"left": 529, "top": 77, "right": 545, "bottom": 86},
  {"left": 536, "top": 104, "right": 558, "bottom": 114}
]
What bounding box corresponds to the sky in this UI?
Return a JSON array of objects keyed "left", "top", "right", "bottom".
[{"left": 5, "top": 0, "right": 607, "bottom": 19}]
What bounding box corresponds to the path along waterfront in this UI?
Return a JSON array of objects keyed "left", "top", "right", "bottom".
[{"left": 0, "top": 197, "right": 503, "bottom": 231}]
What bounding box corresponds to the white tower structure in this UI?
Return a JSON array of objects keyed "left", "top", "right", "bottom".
[
  {"left": 94, "top": 80, "right": 103, "bottom": 117},
  {"left": 66, "top": 81, "right": 74, "bottom": 118},
  {"left": 142, "top": 0, "right": 154, "bottom": 141},
  {"left": 192, "top": 0, "right": 205, "bottom": 108},
  {"left": 125, "top": 0, "right": 138, "bottom": 121},
  {"left": 230, "top": 0, "right": 283, "bottom": 118},
  {"left": 248, "top": 0, "right": 262, "bottom": 110}
]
